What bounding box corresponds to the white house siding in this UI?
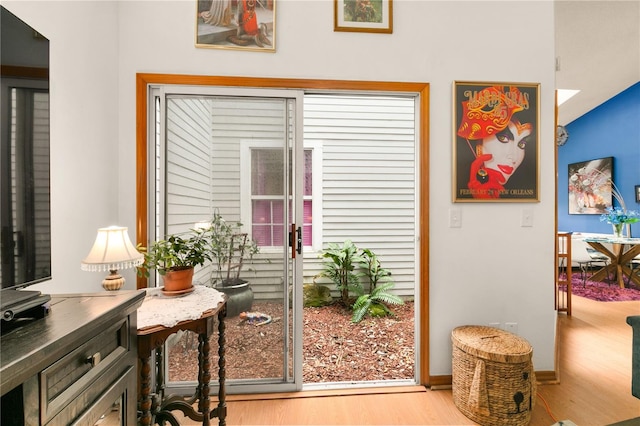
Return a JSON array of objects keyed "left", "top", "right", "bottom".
[
  {"left": 164, "top": 94, "right": 417, "bottom": 300},
  {"left": 207, "top": 97, "right": 288, "bottom": 296},
  {"left": 166, "top": 96, "right": 212, "bottom": 231},
  {"left": 167, "top": 96, "right": 289, "bottom": 292},
  {"left": 303, "top": 94, "right": 417, "bottom": 299},
  {"left": 166, "top": 96, "right": 213, "bottom": 285}
]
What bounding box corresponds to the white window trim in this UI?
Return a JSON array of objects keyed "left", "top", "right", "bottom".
[{"left": 240, "top": 139, "right": 323, "bottom": 253}]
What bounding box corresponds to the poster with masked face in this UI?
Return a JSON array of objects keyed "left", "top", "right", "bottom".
[{"left": 453, "top": 82, "right": 540, "bottom": 202}]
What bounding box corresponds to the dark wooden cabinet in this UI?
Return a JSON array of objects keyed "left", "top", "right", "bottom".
[{"left": 1, "top": 291, "right": 145, "bottom": 425}]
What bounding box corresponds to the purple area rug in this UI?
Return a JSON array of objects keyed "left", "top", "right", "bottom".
[{"left": 559, "top": 272, "right": 640, "bottom": 302}]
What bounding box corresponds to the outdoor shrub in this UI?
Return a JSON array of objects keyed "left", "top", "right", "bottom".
[
  {"left": 316, "top": 241, "right": 404, "bottom": 322},
  {"left": 351, "top": 248, "right": 403, "bottom": 323},
  {"left": 316, "top": 240, "right": 364, "bottom": 305}
]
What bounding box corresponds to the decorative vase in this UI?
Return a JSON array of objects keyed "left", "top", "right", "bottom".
[
  {"left": 216, "top": 280, "right": 253, "bottom": 317},
  {"left": 162, "top": 267, "right": 194, "bottom": 292},
  {"left": 612, "top": 223, "right": 624, "bottom": 238}
]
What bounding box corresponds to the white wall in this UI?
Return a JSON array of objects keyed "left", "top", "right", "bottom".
[{"left": 5, "top": 0, "right": 557, "bottom": 376}]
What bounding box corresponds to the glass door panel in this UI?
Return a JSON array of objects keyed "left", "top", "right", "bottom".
[
  {"left": 301, "top": 94, "right": 418, "bottom": 388},
  {"left": 151, "top": 90, "right": 303, "bottom": 394}
]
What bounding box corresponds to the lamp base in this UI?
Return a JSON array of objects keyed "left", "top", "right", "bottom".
[{"left": 102, "top": 270, "right": 124, "bottom": 291}]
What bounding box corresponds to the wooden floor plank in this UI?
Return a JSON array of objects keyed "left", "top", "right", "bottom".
[{"left": 173, "top": 294, "right": 640, "bottom": 425}]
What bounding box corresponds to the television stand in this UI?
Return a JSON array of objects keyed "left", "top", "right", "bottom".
[
  {"left": 1, "top": 289, "right": 51, "bottom": 322},
  {"left": 1, "top": 291, "right": 145, "bottom": 425}
]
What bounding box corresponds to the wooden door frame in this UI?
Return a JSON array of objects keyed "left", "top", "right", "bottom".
[{"left": 135, "top": 73, "right": 431, "bottom": 385}]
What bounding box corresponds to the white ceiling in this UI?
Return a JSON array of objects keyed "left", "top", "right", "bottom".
[{"left": 555, "top": 0, "right": 640, "bottom": 125}]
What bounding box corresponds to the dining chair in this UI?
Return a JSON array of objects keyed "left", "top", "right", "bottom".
[
  {"left": 626, "top": 253, "right": 640, "bottom": 287},
  {"left": 572, "top": 240, "right": 611, "bottom": 286}
]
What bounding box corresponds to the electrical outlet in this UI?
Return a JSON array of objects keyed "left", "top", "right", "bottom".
[
  {"left": 449, "top": 208, "right": 462, "bottom": 228},
  {"left": 488, "top": 322, "right": 501, "bottom": 329},
  {"left": 505, "top": 322, "right": 518, "bottom": 334}
]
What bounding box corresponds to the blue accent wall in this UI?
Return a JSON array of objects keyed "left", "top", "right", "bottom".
[{"left": 558, "top": 82, "right": 640, "bottom": 235}]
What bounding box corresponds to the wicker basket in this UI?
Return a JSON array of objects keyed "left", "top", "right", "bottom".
[{"left": 451, "top": 325, "right": 536, "bottom": 426}]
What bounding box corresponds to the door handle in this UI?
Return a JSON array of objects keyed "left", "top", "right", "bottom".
[
  {"left": 291, "top": 224, "right": 296, "bottom": 259},
  {"left": 290, "top": 225, "right": 303, "bottom": 258}
]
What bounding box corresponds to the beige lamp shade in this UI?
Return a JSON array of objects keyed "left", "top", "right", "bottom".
[{"left": 81, "top": 226, "right": 143, "bottom": 291}]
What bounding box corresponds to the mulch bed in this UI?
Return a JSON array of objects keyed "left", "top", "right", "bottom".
[{"left": 167, "top": 300, "right": 415, "bottom": 384}]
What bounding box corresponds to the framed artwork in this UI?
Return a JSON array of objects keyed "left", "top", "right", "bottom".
[
  {"left": 568, "top": 157, "right": 613, "bottom": 214},
  {"left": 334, "top": 0, "right": 393, "bottom": 33},
  {"left": 196, "top": 0, "right": 276, "bottom": 52},
  {"left": 453, "top": 82, "right": 540, "bottom": 202},
  {"left": 636, "top": 185, "right": 640, "bottom": 203}
]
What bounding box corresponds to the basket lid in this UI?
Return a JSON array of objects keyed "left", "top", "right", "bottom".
[{"left": 452, "top": 325, "right": 533, "bottom": 363}]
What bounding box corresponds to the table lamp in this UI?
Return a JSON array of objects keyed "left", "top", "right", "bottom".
[{"left": 81, "top": 226, "right": 144, "bottom": 291}]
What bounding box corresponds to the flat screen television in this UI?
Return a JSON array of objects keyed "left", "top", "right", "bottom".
[{"left": 1, "top": 6, "right": 51, "bottom": 307}]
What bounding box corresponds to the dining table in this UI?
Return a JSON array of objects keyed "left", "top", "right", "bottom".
[{"left": 583, "top": 236, "right": 640, "bottom": 288}]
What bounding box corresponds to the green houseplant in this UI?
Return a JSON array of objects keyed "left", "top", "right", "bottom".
[
  {"left": 199, "top": 211, "right": 260, "bottom": 316},
  {"left": 202, "top": 211, "right": 259, "bottom": 287},
  {"left": 137, "top": 228, "right": 210, "bottom": 292}
]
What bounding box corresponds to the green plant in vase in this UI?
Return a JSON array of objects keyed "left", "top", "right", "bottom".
[
  {"left": 600, "top": 207, "right": 639, "bottom": 238},
  {"left": 200, "top": 211, "right": 259, "bottom": 287},
  {"left": 197, "top": 211, "right": 260, "bottom": 317}
]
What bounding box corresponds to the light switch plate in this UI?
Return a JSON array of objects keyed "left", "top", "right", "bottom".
[{"left": 449, "top": 208, "right": 462, "bottom": 228}]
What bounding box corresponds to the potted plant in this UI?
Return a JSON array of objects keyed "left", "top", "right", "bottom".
[
  {"left": 137, "top": 228, "right": 210, "bottom": 293},
  {"left": 200, "top": 211, "right": 260, "bottom": 316}
]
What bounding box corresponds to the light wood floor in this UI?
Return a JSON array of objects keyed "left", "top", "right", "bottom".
[{"left": 174, "top": 294, "right": 640, "bottom": 425}]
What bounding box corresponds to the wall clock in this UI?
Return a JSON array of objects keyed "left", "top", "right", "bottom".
[{"left": 556, "top": 125, "right": 569, "bottom": 146}]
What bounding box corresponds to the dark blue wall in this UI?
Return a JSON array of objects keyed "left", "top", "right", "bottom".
[{"left": 558, "top": 82, "right": 640, "bottom": 235}]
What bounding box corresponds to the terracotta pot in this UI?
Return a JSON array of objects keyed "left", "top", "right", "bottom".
[{"left": 162, "top": 267, "right": 194, "bottom": 292}]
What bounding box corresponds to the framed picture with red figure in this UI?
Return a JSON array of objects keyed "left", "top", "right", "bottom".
[
  {"left": 453, "top": 81, "right": 540, "bottom": 202},
  {"left": 196, "top": 0, "right": 276, "bottom": 52}
]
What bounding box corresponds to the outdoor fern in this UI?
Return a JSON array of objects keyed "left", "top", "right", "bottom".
[
  {"left": 316, "top": 241, "right": 404, "bottom": 321},
  {"left": 352, "top": 281, "right": 403, "bottom": 323},
  {"left": 351, "top": 248, "right": 403, "bottom": 323}
]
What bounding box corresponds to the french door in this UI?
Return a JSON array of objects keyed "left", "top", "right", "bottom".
[{"left": 146, "top": 85, "right": 305, "bottom": 394}]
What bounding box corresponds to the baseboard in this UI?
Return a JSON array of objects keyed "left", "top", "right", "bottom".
[
  {"left": 428, "top": 375, "right": 452, "bottom": 389},
  {"left": 535, "top": 370, "right": 559, "bottom": 384}
]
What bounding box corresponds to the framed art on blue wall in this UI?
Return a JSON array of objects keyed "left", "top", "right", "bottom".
[{"left": 568, "top": 157, "right": 613, "bottom": 214}]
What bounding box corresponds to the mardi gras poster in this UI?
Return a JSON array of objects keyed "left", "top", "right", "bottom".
[{"left": 453, "top": 82, "right": 540, "bottom": 202}]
